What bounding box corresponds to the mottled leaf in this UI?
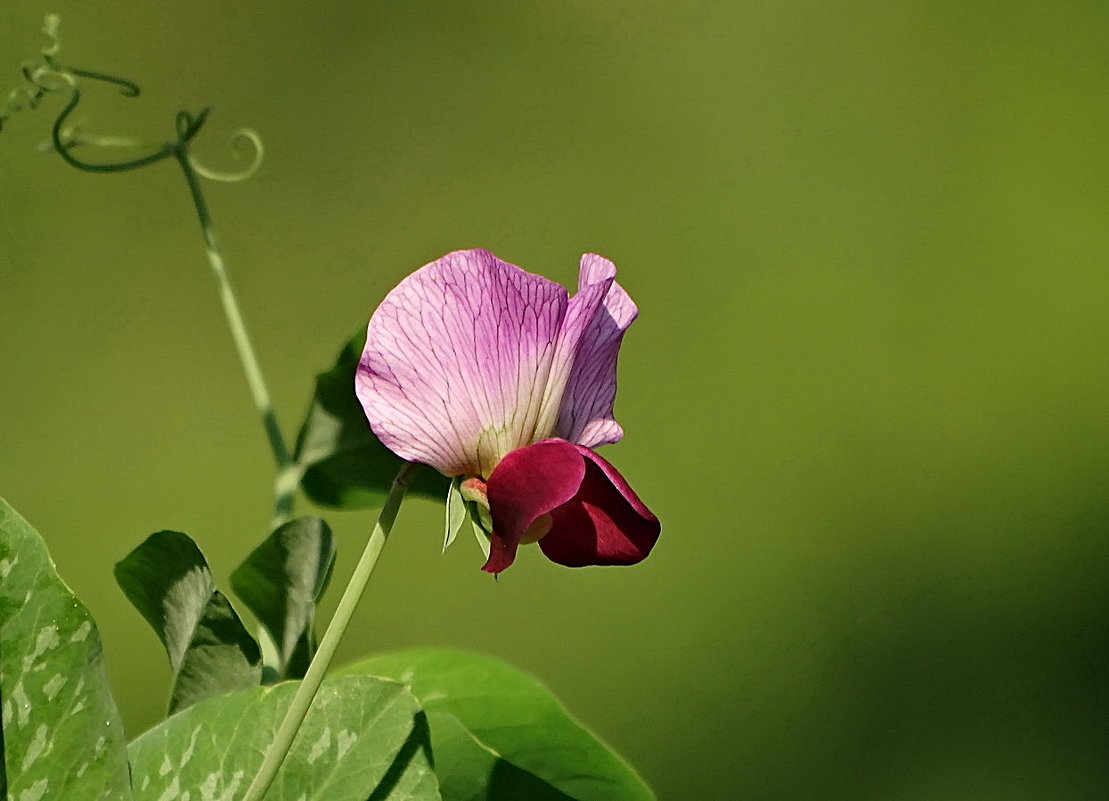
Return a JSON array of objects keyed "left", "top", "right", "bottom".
[
  {"left": 114, "top": 530, "right": 261, "bottom": 715},
  {"left": 1, "top": 699, "right": 7, "bottom": 799},
  {"left": 343, "top": 649, "right": 655, "bottom": 801},
  {"left": 231, "top": 516, "right": 335, "bottom": 681},
  {"left": 294, "top": 333, "right": 448, "bottom": 508},
  {"left": 128, "top": 675, "right": 440, "bottom": 801},
  {"left": 0, "top": 498, "right": 133, "bottom": 801}
]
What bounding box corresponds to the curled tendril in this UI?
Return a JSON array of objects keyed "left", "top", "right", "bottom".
[
  {"left": 1, "top": 14, "right": 65, "bottom": 129},
  {"left": 52, "top": 79, "right": 264, "bottom": 183},
  {"left": 175, "top": 108, "right": 210, "bottom": 141},
  {"left": 28, "top": 64, "right": 76, "bottom": 93},
  {"left": 188, "top": 128, "right": 264, "bottom": 183},
  {"left": 51, "top": 81, "right": 175, "bottom": 173},
  {"left": 6, "top": 14, "right": 264, "bottom": 188},
  {"left": 5, "top": 78, "right": 43, "bottom": 116},
  {"left": 41, "top": 14, "right": 61, "bottom": 58},
  {"left": 67, "top": 68, "right": 139, "bottom": 98}
]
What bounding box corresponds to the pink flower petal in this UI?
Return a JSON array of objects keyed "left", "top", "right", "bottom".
[
  {"left": 356, "top": 249, "right": 568, "bottom": 477},
  {"left": 482, "top": 440, "right": 587, "bottom": 573},
  {"left": 538, "top": 444, "right": 659, "bottom": 567},
  {"left": 552, "top": 254, "right": 638, "bottom": 448},
  {"left": 358, "top": 250, "right": 640, "bottom": 480}
]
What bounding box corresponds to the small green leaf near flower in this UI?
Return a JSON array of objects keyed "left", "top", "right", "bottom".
[
  {"left": 114, "top": 530, "right": 261, "bottom": 715},
  {"left": 231, "top": 516, "right": 336, "bottom": 681}
]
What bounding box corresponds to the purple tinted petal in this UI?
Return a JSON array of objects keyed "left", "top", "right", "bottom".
[
  {"left": 538, "top": 444, "right": 659, "bottom": 567},
  {"left": 552, "top": 254, "right": 638, "bottom": 448},
  {"left": 356, "top": 249, "right": 568, "bottom": 476},
  {"left": 482, "top": 440, "right": 586, "bottom": 574}
]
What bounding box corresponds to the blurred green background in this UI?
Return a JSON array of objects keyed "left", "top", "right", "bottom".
[{"left": 3, "top": 1, "right": 1109, "bottom": 798}]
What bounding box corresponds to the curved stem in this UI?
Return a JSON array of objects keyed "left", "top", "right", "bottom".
[
  {"left": 66, "top": 67, "right": 140, "bottom": 96},
  {"left": 174, "top": 144, "right": 293, "bottom": 498},
  {"left": 241, "top": 462, "right": 419, "bottom": 801},
  {"left": 52, "top": 86, "right": 177, "bottom": 173}
]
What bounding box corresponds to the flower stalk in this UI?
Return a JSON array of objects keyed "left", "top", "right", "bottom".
[{"left": 241, "top": 461, "right": 418, "bottom": 801}]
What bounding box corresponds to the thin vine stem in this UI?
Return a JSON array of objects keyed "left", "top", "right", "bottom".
[
  {"left": 241, "top": 462, "right": 420, "bottom": 801},
  {"left": 47, "top": 73, "right": 291, "bottom": 520},
  {"left": 173, "top": 120, "right": 296, "bottom": 524}
]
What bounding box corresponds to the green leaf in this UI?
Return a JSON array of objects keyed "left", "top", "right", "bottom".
[
  {"left": 0, "top": 498, "right": 133, "bottom": 801},
  {"left": 231, "top": 516, "right": 336, "bottom": 681},
  {"left": 342, "top": 649, "right": 655, "bottom": 801},
  {"left": 114, "top": 530, "right": 261, "bottom": 715},
  {"left": 128, "top": 675, "right": 441, "bottom": 801},
  {"left": 443, "top": 478, "right": 467, "bottom": 552},
  {"left": 1, "top": 702, "right": 7, "bottom": 800},
  {"left": 293, "top": 333, "right": 449, "bottom": 508}
]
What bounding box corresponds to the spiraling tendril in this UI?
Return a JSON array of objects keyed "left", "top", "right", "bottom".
[
  {"left": 188, "top": 128, "right": 264, "bottom": 183},
  {"left": 6, "top": 14, "right": 280, "bottom": 490},
  {"left": 4, "top": 14, "right": 264, "bottom": 186},
  {"left": 1, "top": 14, "right": 64, "bottom": 130},
  {"left": 49, "top": 73, "right": 174, "bottom": 173},
  {"left": 41, "top": 13, "right": 61, "bottom": 58}
]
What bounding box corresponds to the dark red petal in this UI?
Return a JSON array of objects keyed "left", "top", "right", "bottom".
[
  {"left": 482, "top": 440, "right": 586, "bottom": 573},
  {"left": 538, "top": 445, "right": 659, "bottom": 567}
]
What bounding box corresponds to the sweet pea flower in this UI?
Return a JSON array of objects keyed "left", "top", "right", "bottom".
[{"left": 356, "top": 249, "right": 659, "bottom": 573}]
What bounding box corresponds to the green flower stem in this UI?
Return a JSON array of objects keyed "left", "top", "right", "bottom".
[
  {"left": 241, "top": 461, "right": 419, "bottom": 801},
  {"left": 174, "top": 146, "right": 295, "bottom": 523}
]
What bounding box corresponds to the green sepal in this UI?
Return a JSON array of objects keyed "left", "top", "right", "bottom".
[
  {"left": 444, "top": 477, "right": 492, "bottom": 559},
  {"left": 230, "top": 516, "right": 336, "bottom": 682},
  {"left": 443, "top": 477, "right": 467, "bottom": 552},
  {"left": 467, "top": 500, "right": 492, "bottom": 560},
  {"left": 114, "top": 530, "right": 261, "bottom": 716},
  {"left": 293, "top": 332, "right": 448, "bottom": 508}
]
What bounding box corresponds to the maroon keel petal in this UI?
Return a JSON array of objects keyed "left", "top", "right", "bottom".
[
  {"left": 483, "top": 440, "right": 586, "bottom": 573},
  {"left": 538, "top": 445, "right": 659, "bottom": 567}
]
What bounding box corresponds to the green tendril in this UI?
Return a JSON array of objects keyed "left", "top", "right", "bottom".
[
  {"left": 188, "top": 128, "right": 264, "bottom": 183},
  {"left": 18, "top": 15, "right": 282, "bottom": 519},
  {"left": 1, "top": 14, "right": 64, "bottom": 131},
  {"left": 66, "top": 68, "right": 139, "bottom": 97},
  {"left": 51, "top": 86, "right": 177, "bottom": 173},
  {"left": 40, "top": 14, "right": 61, "bottom": 58}
]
